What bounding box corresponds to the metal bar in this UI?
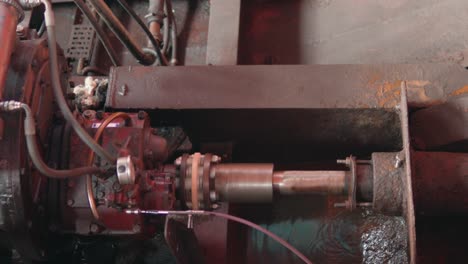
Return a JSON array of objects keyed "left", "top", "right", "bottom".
[
  {"left": 106, "top": 64, "right": 468, "bottom": 110},
  {"left": 400, "top": 81, "right": 417, "bottom": 264}
]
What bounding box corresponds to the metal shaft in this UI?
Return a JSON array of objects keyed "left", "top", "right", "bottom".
[{"left": 273, "top": 170, "right": 346, "bottom": 196}]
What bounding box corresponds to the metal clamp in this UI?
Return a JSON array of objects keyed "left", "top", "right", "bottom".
[{"left": 116, "top": 156, "right": 136, "bottom": 185}]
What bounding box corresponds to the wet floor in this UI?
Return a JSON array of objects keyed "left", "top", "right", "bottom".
[{"left": 244, "top": 198, "right": 408, "bottom": 264}]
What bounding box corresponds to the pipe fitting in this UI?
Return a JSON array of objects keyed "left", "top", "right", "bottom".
[
  {"left": 18, "top": 0, "right": 41, "bottom": 9},
  {"left": 0, "top": 0, "right": 25, "bottom": 21}
]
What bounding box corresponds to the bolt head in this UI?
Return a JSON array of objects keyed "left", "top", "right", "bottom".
[
  {"left": 90, "top": 223, "right": 100, "bottom": 233},
  {"left": 118, "top": 165, "right": 126, "bottom": 173},
  {"left": 67, "top": 199, "right": 74, "bottom": 206},
  {"left": 118, "top": 84, "right": 128, "bottom": 96},
  {"left": 211, "top": 155, "right": 221, "bottom": 163}
]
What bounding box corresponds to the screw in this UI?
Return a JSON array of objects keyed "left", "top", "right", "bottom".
[
  {"left": 67, "top": 199, "right": 74, "bottom": 206},
  {"left": 334, "top": 201, "right": 349, "bottom": 208},
  {"left": 174, "top": 157, "right": 182, "bottom": 166},
  {"left": 118, "top": 84, "right": 128, "bottom": 96},
  {"left": 337, "top": 157, "right": 351, "bottom": 167},
  {"left": 212, "top": 203, "right": 219, "bottom": 209}
]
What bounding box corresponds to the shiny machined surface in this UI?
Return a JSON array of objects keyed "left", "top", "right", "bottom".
[
  {"left": 213, "top": 163, "right": 274, "bottom": 203},
  {"left": 273, "top": 170, "right": 346, "bottom": 195}
]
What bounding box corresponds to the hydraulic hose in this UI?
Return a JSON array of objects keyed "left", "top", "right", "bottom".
[
  {"left": 88, "top": 0, "right": 155, "bottom": 65},
  {"left": 41, "top": 0, "right": 115, "bottom": 163},
  {"left": 161, "top": 1, "right": 169, "bottom": 54},
  {"left": 165, "top": 0, "right": 177, "bottom": 65},
  {"left": 116, "top": 0, "right": 167, "bottom": 65},
  {"left": 0, "top": 101, "right": 103, "bottom": 178},
  {"left": 73, "top": 0, "right": 119, "bottom": 66}
]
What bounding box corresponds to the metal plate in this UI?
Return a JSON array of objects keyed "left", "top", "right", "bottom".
[{"left": 65, "top": 25, "right": 95, "bottom": 60}]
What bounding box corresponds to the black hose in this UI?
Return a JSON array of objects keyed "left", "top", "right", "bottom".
[
  {"left": 115, "top": 0, "right": 168, "bottom": 66},
  {"left": 73, "top": 0, "right": 119, "bottom": 66},
  {"left": 45, "top": 24, "right": 115, "bottom": 163},
  {"left": 88, "top": 0, "right": 155, "bottom": 65}
]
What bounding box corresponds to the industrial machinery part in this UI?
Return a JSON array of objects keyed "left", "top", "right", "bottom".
[
  {"left": 175, "top": 153, "right": 373, "bottom": 210},
  {"left": 0, "top": 1, "right": 466, "bottom": 264}
]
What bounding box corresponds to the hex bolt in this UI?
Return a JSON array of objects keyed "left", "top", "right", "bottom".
[
  {"left": 67, "top": 199, "right": 74, "bottom": 207},
  {"left": 118, "top": 84, "right": 128, "bottom": 96}
]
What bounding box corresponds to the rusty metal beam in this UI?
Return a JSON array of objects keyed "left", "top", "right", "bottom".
[
  {"left": 106, "top": 64, "right": 468, "bottom": 110},
  {"left": 205, "top": 0, "right": 241, "bottom": 65},
  {"left": 412, "top": 151, "right": 468, "bottom": 215}
]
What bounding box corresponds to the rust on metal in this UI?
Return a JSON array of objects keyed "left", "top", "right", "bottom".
[
  {"left": 371, "top": 152, "right": 405, "bottom": 215},
  {"left": 412, "top": 151, "right": 468, "bottom": 215},
  {"left": 400, "top": 81, "right": 417, "bottom": 264}
]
